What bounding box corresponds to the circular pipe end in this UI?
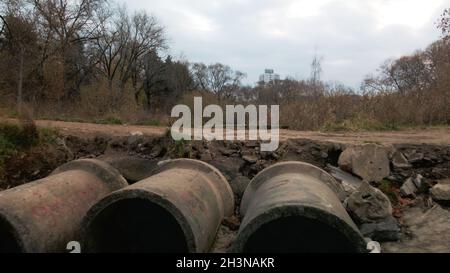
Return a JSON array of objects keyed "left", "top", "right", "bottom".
[
  {"left": 81, "top": 189, "right": 196, "bottom": 253},
  {"left": 234, "top": 205, "right": 367, "bottom": 253},
  {"left": 236, "top": 161, "right": 367, "bottom": 253},
  {"left": 0, "top": 213, "right": 25, "bottom": 253}
]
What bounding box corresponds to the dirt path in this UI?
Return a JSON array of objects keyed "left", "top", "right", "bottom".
[{"left": 2, "top": 118, "right": 449, "bottom": 145}]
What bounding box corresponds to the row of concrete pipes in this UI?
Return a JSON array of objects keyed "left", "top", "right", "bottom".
[{"left": 0, "top": 158, "right": 368, "bottom": 253}]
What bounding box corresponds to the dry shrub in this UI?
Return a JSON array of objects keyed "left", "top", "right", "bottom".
[
  {"left": 179, "top": 90, "right": 222, "bottom": 108},
  {"left": 42, "top": 55, "right": 65, "bottom": 102},
  {"left": 280, "top": 88, "right": 449, "bottom": 131},
  {"left": 78, "top": 79, "right": 140, "bottom": 119},
  {"left": 174, "top": 90, "right": 220, "bottom": 126}
]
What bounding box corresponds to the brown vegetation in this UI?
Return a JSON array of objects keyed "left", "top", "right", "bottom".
[{"left": 0, "top": 2, "right": 449, "bottom": 131}]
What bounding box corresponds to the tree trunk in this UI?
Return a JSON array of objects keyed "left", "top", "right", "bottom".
[{"left": 17, "top": 46, "right": 24, "bottom": 114}]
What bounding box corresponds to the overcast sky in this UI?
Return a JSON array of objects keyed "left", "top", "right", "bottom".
[{"left": 118, "top": 0, "right": 448, "bottom": 88}]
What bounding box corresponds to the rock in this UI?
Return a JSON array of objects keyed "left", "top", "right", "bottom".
[
  {"left": 366, "top": 241, "right": 382, "bottom": 253},
  {"left": 345, "top": 181, "right": 393, "bottom": 224},
  {"left": 327, "top": 164, "right": 363, "bottom": 196},
  {"left": 359, "top": 216, "right": 401, "bottom": 242},
  {"left": 432, "top": 167, "right": 450, "bottom": 179},
  {"left": 219, "top": 148, "right": 236, "bottom": 156},
  {"left": 130, "top": 131, "right": 144, "bottom": 136},
  {"left": 229, "top": 175, "right": 251, "bottom": 201},
  {"left": 412, "top": 174, "right": 424, "bottom": 189},
  {"left": 245, "top": 141, "right": 258, "bottom": 148},
  {"left": 430, "top": 179, "right": 450, "bottom": 202},
  {"left": 400, "top": 178, "right": 418, "bottom": 197},
  {"left": 242, "top": 154, "right": 258, "bottom": 164},
  {"left": 200, "top": 152, "right": 213, "bottom": 161},
  {"left": 391, "top": 151, "right": 412, "bottom": 169},
  {"left": 341, "top": 181, "right": 358, "bottom": 196},
  {"left": 338, "top": 144, "right": 390, "bottom": 182},
  {"left": 148, "top": 145, "right": 164, "bottom": 158},
  {"left": 270, "top": 152, "right": 280, "bottom": 160},
  {"left": 128, "top": 131, "right": 144, "bottom": 144},
  {"left": 260, "top": 151, "right": 270, "bottom": 159},
  {"left": 210, "top": 157, "right": 245, "bottom": 182},
  {"left": 405, "top": 151, "right": 425, "bottom": 164},
  {"left": 250, "top": 162, "right": 266, "bottom": 175},
  {"left": 56, "top": 138, "right": 75, "bottom": 160}
]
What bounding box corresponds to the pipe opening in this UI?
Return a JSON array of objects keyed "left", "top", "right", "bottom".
[
  {"left": 86, "top": 199, "right": 188, "bottom": 253},
  {"left": 327, "top": 147, "right": 343, "bottom": 167},
  {"left": 243, "top": 216, "right": 356, "bottom": 253},
  {"left": 0, "top": 217, "right": 22, "bottom": 253}
]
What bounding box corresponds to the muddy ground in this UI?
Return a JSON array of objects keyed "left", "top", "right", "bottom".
[{"left": 1, "top": 121, "right": 450, "bottom": 253}]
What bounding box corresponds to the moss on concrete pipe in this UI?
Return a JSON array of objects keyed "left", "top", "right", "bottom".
[
  {"left": 81, "top": 159, "right": 234, "bottom": 253},
  {"left": 0, "top": 159, "right": 128, "bottom": 253},
  {"left": 233, "top": 161, "right": 367, "bottom": 253}
]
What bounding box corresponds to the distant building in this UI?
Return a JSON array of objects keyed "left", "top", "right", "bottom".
[{"left": 259, "top": 69, "right": 280, "bottom": 84}]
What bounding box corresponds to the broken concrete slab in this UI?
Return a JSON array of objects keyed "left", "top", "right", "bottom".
[
  {"left": 404, "top": 150, "right": 425, "bottom": 164},
  {"left": 391, "top": 150, "right": 412, "bottom": 169},
  {"left": 338, "top": 144, "right": 390, "bottom": 182},
  {"left": 327, "top": 164, "right": 363, "bottom": 196},
  {"left": 345, "top": 181, "right": 393, "bottom": 224},
  {"left": 400, "top": 177, "right": 418, "bottom": 197}
]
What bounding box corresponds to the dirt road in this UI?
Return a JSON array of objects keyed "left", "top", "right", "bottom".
[{"left": 3, "top": 118, "right": 450, "bottom": 145}]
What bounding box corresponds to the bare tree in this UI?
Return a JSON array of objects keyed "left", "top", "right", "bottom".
[
  {"left": 363, "top": 51, "right": 436, "bottom": 94},
  {"left": 438, "top": 8, "right": 450, "bottom": 38},
  {"left": 30, "top": 0, "right": 109, "bottom": 100},
  {"left": 32, "top": 0, "right": 105, "bottom": 51},
  {"left": 191, "top": 62, "right": 245, "bottom": 102},
  {"left": 0, "top": 0, "right": 38, "bottom": 113},
  {"left": 140, "top": 50, "right": 165, "bottom": 109},
  {"left": 93, "top": 5, "right": 166, "bottom": 103}
]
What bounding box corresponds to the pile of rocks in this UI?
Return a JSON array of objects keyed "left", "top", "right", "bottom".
[
  {"left": 330, "top": 143, "right": 450, "bottom": 245},
  {"left": 334, "top": 144, "right": 400, "bottom": 242}
]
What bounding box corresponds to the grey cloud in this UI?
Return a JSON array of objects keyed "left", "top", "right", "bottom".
[{"left": 120, "top": 0, "right": 448, "bottom": 88}]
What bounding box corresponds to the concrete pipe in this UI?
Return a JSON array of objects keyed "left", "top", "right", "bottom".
[
  {"left": 0, "top": 159, "right": 128, "bottom": 253},
  {"left": 81, "top": 159, "right": 234, "bottom": 253},
  {"left": 233, "top": 161, "right": 367, "bottom": 253}
]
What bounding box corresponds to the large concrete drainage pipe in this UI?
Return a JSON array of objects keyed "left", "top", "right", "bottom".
[
  {"left": 233, "top": 161, "right": 367, "bottom": 253},
  {"left": 81, "top": 159, "right": 234, "bottom": 253},
  {"left": 0, "top": 159, "right": 128, "bottom": 253}
]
